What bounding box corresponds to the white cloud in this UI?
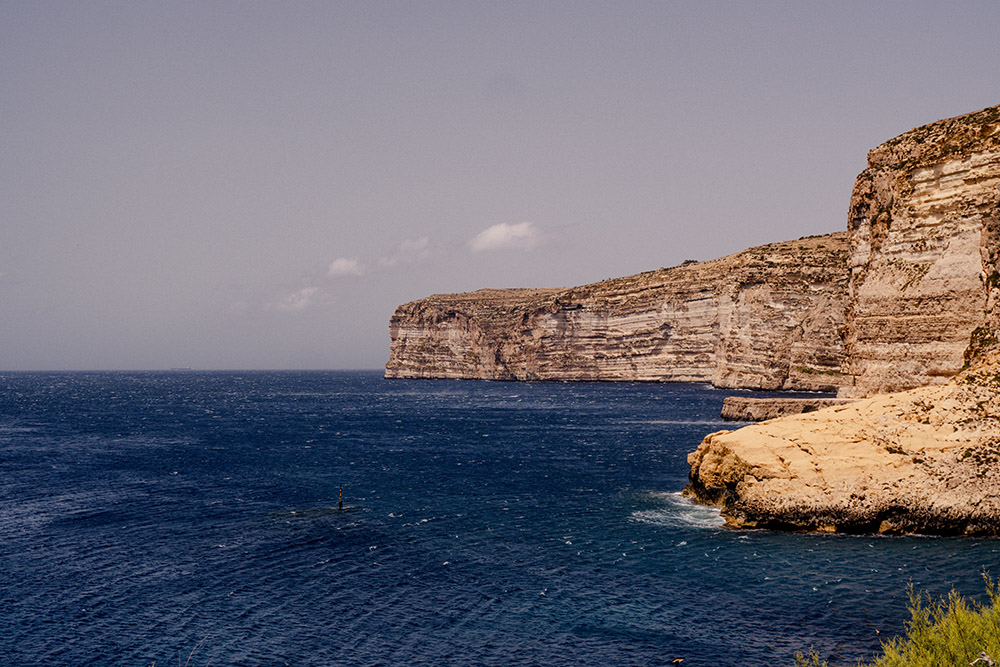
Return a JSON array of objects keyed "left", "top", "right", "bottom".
[
  {"left": 328, "top": 257, "right": 364, "bottom": 277},
  {"left": 379, "top": 237, "right": 431, "bottom": 267},
  {"left": 468, "top": 222, "right": 540, "bottom": 252},
  {"left": 273, "top": 287, "right": 319, "bottom": 312}
]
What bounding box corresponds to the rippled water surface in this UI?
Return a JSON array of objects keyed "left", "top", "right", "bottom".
[{"left": 1, "top": 371, "right": 997, "bottom": 665}]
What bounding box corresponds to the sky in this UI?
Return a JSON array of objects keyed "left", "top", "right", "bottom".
[{"left": 2, "top": 1, "right": 999, "bottom": 370}]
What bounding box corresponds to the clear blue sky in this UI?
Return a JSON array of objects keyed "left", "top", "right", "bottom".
[{"left": 2, "top": 1, "right": 998, "bottom": 370}]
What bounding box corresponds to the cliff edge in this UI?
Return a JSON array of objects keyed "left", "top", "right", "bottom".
[
  {"left": 686, "top": 104, "right": 1000, "bottom": 535},
  {"left": 386, "top": 233, "right": 849, "bottom": 391}
]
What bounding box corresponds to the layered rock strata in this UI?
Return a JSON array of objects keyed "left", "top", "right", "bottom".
[
  {"left": 687, "top": 104, "right": 1000, "bottom": 535},
  {"left": 720, "top": 396, "right": 857, "bottom": 422},
  {"left": 840, "top": 104, "right": 1000, "bottom": 397},
  {"left": 386, "top": 234, "right": 849, "bottom": 391}
]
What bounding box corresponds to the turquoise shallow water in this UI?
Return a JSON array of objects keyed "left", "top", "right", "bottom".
[{"left": 1, "top": 371, "right": 997, "bottom": 665}]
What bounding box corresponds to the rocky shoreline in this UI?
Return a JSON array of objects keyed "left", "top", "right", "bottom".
[{"left": 686, "top": 352, "right": 1000, "bottom": 535}]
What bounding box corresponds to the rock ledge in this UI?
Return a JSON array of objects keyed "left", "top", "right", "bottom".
[
  {"left": 686, "top": 361, "right": 1000, "bottom": 535},
  {"left": 720, "top": 396, "right": 857, "bottom": 422}
]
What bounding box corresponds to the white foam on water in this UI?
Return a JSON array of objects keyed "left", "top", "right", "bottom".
[{"left": 632, "top": 492, "right": 726, "bottom": 530}]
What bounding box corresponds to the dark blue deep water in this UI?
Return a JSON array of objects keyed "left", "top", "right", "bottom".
[{"left": 2, "top": 371, "right": 998, "bottom": 666}]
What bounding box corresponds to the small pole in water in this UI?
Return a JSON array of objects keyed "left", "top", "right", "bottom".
[{"left": 339, "top": 487, "right": 343, "bottom": 511}]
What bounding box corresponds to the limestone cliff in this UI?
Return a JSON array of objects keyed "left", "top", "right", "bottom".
[
  {"left": 687, "top": 104, "right": 1000, "bottom": 535},
  {"left": 386, "top": 234, "right": 849, "bottom": 391},
  {"left": 840, "top": 104, "right": 1000, "bottom": 397}
]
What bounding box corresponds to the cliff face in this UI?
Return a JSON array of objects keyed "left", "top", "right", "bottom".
[
  {"left": 840, "top": 105, "right": 1000, "bottom": 397},
  {"left": 386, "top": 234, "right": 849, "bottom": 391},
  {"left": 686, "top": 104, "right": 1000, "bottom": 535}
]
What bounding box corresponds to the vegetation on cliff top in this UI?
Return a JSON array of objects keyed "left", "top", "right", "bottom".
[{"left": 871, "top": 103, "right": 1000, "bottom": 171}]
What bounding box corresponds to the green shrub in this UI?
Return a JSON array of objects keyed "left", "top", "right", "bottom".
[{"left": 796, "top": 576, "right": 1000, "bottom": 666}]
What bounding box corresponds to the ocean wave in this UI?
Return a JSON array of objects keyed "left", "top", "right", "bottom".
[{"left": 632, "top": 492, "right": 726, "bottom": 530}]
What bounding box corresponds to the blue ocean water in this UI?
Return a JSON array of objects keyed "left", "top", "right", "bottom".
[{"left": 1, "top": 371, "right": 997, "bottom": 666}]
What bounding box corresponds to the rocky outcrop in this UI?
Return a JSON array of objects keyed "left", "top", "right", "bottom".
[
  {"left": 840, "top": 104, "right": 1000, "bottom": 397},
  {"left": 686, "top": 350, "right": 1000, "bottom": 535},
  {"left": 687, "top": 104, "right": 1000, "bottom": 535},
  {"left": 386, "top": 234, "right": 850, "bottom": 391},
  {"left": 720, "top": 396, "right": 856, "bottom": 422}
]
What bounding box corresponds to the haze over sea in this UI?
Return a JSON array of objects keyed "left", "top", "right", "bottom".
[{"left": 2, "top": 371, "right": 997, "bottom": 665}]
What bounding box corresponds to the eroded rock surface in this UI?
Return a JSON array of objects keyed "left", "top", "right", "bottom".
[
  {"left": 840, "top": 104, "right": 1000, "bottom": 397},
  {"left": 687, "top": 350, "right": 1000, "bottom": 535},
  {"left": 720, "top": 396, "right": 857, "bottom": 422},
  {"left": 687, "top": 104, "right": 1000, "bottom": 535},
  {"left": 386, "top": 234, "right": 849, "bottom": 391}
]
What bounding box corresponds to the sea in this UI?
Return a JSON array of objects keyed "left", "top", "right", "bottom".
[{"left": 1, "top": 371, "right": 997, "bottom": 666}]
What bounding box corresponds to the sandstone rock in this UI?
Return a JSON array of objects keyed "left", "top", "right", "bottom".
[
  {"left": 687, "top": 104, "right": 1000, "bottom": 535},
  {"left": 687, "top": 351, "right": 1000, "bottom": 535},
  {"left": 720, "top": 396, "right": 857, "bottom": 422},
  {"left": 840, "top": 104, "right": 1000, "bottom": 397},
  {"left": 386, "top": 234, "right": 849, "bottom": 391}
]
